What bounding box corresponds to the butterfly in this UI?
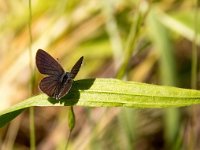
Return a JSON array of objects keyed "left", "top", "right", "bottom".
[{"left": 36, "top": 49, "right": 83, "bottom": 100}]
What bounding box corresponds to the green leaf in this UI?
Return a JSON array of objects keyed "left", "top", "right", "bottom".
[
  {"left": 1, "top": 78, "right": 200, "bottom": 127},
  {"left": 0, "top": 109, "right": 24, "bottom": 128},
  {"left": 68, "top": 106, "right": 75, "bottom": 131}
]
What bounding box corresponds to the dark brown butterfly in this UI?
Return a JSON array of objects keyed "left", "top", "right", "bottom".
[{"left": 36, "top": 49, "right": 83, "bottom": 100}]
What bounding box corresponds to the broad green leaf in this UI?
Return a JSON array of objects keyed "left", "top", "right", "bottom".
[
  {"left": 1, "top": 78, "right": 200, "bottom": 127},
  {"left": 0, "top": 109, "right": 24, "bottom": 128}
]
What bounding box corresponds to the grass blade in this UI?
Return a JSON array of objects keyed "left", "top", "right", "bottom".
[{"left": 1, "top": 78, "right": 200, "bottom": 127}]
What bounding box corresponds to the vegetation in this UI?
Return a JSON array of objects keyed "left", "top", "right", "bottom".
[{"left": 0, "top": 0, "right": 199, "bottom": 149}]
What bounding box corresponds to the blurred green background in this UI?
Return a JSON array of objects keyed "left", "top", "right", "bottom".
[{"left": 0, "top": 0, "right": 200, "bottom": 149}]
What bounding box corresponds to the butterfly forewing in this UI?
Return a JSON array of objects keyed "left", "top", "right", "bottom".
[
  {"left": 39, "top": 76, "right": 60, "bottom": 97},
  {"left": 70, "top": 56, "right": 84, "bottom": 79},
  {"left": 36, "top": 49, "right": 64, "bottom": 76}
]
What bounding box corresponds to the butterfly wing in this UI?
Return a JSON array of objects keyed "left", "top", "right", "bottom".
[
  {"left": 39, "top": 76, "right": 60, "bottom": 97},
  {"left": 57, "top": 78, "right": 73, "bottom": 99},
  {"left": 36, "top": 49, "right": 65, "bottom": 76},
  {"left": 70, "top": 56, "right": 84, "bottom": 79}
]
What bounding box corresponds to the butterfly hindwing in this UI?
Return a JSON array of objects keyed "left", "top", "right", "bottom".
[
  {"left": 39, "top": 76, "right": 60, "bottom": 97},
  {"left": 57, "top": 78, "right": 73, "bottom": 99}
]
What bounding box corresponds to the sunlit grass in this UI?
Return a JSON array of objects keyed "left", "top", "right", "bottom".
[{"left": 0, "top": 0, "right": 199, "bottom": 149}]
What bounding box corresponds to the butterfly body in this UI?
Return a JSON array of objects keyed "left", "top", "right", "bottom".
[
  {"left": 36, "top": 49, "right": 83, "bottom": 100},
  {"left": 60, "top": 72, "right": 70, "bottom": 83}
]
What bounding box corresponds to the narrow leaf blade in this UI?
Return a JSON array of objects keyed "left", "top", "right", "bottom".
[{"left": 1, "top": 78, "right": 200, "bottom": 127}]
